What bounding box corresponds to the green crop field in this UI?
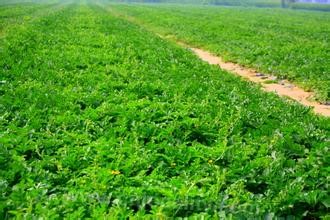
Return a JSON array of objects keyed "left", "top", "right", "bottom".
[
  {"left": 110, "top": 3, "right": 330, "bottom": 103},
  {"left": 0, "top": 1, "right": 329, "bottom": 219}
]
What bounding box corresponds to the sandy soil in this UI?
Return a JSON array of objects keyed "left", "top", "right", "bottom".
[{"left": 189, "top": 47, "right": 330, "bottom": 117}]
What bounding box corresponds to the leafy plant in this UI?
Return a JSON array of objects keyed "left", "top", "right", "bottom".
[{"left": 0, "top": 2, "right": 329, "bottom": 219}]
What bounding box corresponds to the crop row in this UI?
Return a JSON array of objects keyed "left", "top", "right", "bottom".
[{"left": 0, "top": 2, "right": 66, "bottom": 38}]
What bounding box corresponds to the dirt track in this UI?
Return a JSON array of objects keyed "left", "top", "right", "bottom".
[{"left": 189, "top": 47, "right": 330, "bottom": 117}]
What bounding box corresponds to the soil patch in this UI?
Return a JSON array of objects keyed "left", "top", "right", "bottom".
[{"left": 189, "top": 47, "right": 330, "bottom": 117}]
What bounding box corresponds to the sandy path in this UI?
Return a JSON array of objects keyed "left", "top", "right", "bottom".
[{"left": 189, "top": 47, "right": 330, "bottom": 117}]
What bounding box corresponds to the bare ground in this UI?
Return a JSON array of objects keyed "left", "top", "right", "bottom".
[{"left": 189, "top": 47, "right": 330, "bottom": 117}]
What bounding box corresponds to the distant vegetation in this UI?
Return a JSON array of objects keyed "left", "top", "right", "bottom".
[
  {"left": 0, "top": 0, "right": 59, "bottom": 4},
  {"left": 108, "top": 0, "right": 330, "bottom": 11},
  {"left": 109, "top": 0, "right": 279, "bottom": 6},
  {"left": 0, "top": 0, "right": 329, "bottom": 11}
]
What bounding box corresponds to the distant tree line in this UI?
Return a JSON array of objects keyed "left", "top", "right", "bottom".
[
  {"left": 110, "top": 0, "right": 285, "bottom": 7},
  {"left": 108, "top": 0, "right": 330, "bottom": 10}
]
